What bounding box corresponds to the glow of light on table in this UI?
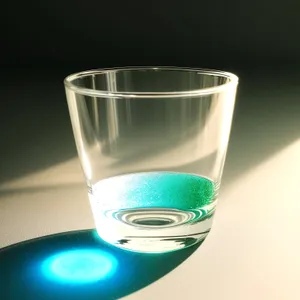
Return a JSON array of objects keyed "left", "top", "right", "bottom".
[{"left": 42, "top": 249, "right": 118, "bottom": 284}]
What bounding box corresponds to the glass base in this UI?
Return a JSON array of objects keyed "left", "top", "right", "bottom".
[{"left": 95, "top": 208, "right": 214, "bottom": 253}]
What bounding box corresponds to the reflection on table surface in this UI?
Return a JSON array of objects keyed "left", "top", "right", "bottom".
[{"left": 0, "top": 229, "right": 200, "bottom": 300}]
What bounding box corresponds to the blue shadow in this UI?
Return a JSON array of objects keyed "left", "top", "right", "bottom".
[{"left": 0, "top": 229, "right": 201, "bottom": 300}]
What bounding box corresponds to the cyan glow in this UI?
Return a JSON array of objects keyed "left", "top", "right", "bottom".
[{"left": 42, "top": 249, "right": 117, "bottom": 284}]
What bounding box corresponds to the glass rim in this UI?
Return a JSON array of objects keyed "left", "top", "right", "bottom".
[{"left": 64, "top": 66, "right": 239, "bottom": 98}]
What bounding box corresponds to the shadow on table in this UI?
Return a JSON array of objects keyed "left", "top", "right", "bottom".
[{"left": 0, "top": 229, "right": 201, "bottom": 300}]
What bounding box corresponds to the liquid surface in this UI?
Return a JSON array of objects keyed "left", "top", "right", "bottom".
[{"left": 91, "top": 172, "right": 215, "bottom": 211}]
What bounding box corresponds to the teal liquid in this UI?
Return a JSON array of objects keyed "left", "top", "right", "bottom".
[
  {"left": 93, "top": 172, "right": 216, "bottom": 213},
  {"left": 90, "top": 172, "right": 216, "bottom": 252}
]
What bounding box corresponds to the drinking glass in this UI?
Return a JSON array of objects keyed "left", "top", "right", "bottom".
[{"left": 64, "top": 67, "right": 238, "bottom": 253}]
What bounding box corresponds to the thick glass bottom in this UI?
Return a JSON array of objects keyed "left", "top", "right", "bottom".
[{"left": 94, "top": 208, "right": 214, "bottom": 253}]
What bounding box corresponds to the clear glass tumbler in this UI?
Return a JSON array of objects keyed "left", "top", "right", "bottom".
[{"left": 64, "top": 67, "right": 238, "bottom": 253}]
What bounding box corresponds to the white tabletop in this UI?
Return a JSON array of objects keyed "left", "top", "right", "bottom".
[{"left": 1, "top": 71, "right": 299, "bottom": 299}]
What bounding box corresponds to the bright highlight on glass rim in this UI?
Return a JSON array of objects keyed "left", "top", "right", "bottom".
[{"left": 42, "top": 249, "right": 118, "bottom": 284}]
